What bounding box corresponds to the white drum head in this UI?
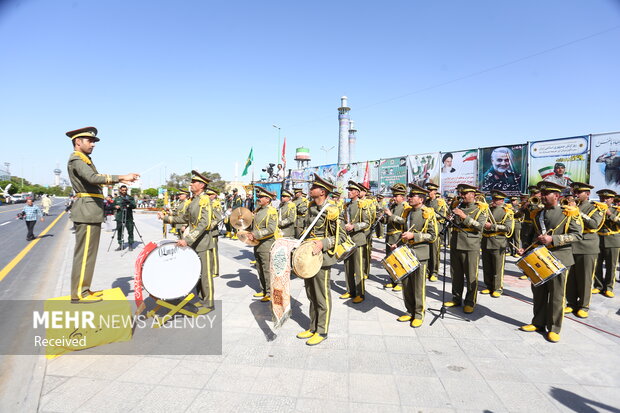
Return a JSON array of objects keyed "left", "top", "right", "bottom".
[{"left": 141, "top": 240, "right": 201, "bottom": 300}]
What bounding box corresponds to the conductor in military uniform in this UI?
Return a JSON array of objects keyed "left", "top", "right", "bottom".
[
  {"left": 66, "top": 127, "right": 139, "bottom": 302},
  {"left": 296, "top": 175, "right": 343, "bottom": 346},
  {"left": 481, "top": 190, "right": 514, "bottom": 297},
  {"left": 114, "top": 185, "right": 137, "bottom": 251},
  {"left": 518, "top": 181, "right": 583, "bottom": 342},
  {"left": 278, "top": 189, "right": 297, "bottom": 238},
  {"left": 398, "top": 184, "right": 438, "bottom": 328},
  {"left": 444, "top": 183, "right": 488, "bottom": 313},
  {"left": 158, "top": 170, "right": 214, "bottom": 310}
]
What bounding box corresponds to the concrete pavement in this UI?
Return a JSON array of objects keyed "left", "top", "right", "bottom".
[{"left": 21, "top": 213, "right": 620, "bottom": 411}]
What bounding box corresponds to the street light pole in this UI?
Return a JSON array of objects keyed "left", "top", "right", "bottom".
[
  {"left": 320, "top": 145, "right": 335, "bottom": 164},
  {"left": 273, "top": 124, "right": 281, "bottom": 165}
]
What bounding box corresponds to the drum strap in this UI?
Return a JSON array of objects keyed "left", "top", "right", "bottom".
[{"left": 298, "top": 202, "right": 331, "bottom": 246}]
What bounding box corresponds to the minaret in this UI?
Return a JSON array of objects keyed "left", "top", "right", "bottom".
[
  {"left": 348, "top": 119, "right": 357, "bottom": 164},
  {"left": 53, "top": 166, "right": 62, "bottom": 186},
  {"left": 338, "top": 96, "right": 350, "bottom": 165}
]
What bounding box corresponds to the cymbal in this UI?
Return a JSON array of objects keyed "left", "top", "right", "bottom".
[
  {"left": 230, "top": 207, "right": 253, "bottom": 230},
  {"left": 237, "top": 230, "right": 259, "bottom": 246}
]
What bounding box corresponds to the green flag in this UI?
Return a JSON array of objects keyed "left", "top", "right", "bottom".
[{"left": 242, "top": 147, "right": 253, "bottom": 176}]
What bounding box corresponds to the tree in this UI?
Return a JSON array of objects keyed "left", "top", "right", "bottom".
[
  {"left": 143, "top": 188, "right": 158, "bottom": 197},
  {"left": 130, "top": 188, "right": 141, "bottom": 197},
  {"left": 166, "top": 171, "right": 225, "bottom": 194}
]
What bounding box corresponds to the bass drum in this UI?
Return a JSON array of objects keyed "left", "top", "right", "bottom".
[
  {"left": 292, "top": 240, "right": 323, "bottom": 279},
  {"left": 141, "top": 240, "right": 201, "bottom": 300}
]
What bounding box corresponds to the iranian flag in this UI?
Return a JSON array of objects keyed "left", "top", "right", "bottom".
[
  {"left": 538, "top": 166, "right": 555, "bottom": 179},
  {"left": 462, "top": 150, "right": 477, "bottom": 162},
  {"left": 363, "top": 161, "right": 370, "bottom": 188}
]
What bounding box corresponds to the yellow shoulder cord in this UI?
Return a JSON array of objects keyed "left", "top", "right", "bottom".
[
  {"left": 586, "top": 206, "right": 605, "bottom": 233},
  {"left": 73, "top": 151, "right": 92, "bottom": 165}
]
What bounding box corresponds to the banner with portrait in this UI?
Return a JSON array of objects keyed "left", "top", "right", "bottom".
[
  {"left": 406, "top": 152, "right": 440, "bottom": 189},
  {"left": 528, "top": 136, "right": 589, "bottom": 189},
  {"left": 378, "top": 157, "right": 408, "bottom": 195},
  {"left": 440, "top": 149, "right": 478, "bottom": 197},
  {"left": 478, "top": 144, "right": 527, "bottom": 196},
  {"left": 335, "top": 161, "right": 380, "bottom": 195},
  {"left": 589, "top": 132, "right": 620, "bottom": 194}
]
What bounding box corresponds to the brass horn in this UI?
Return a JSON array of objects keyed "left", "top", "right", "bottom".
[{"left": 529, "top": 196, "right": 541, "bottom": 205}]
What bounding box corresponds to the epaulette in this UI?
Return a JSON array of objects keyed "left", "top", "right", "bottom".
[
  {"left": 326, "top": 206, "right": 339, "bottom": 221},
  {"left": 503, "top": 205, "right": 514, "bottom": 214},
  {"left": 71, "top": 151, "right": 92, "bottom": 165},
  {"left": 592, "top": 201, "right": 609, "bottom": 212},
  {"left": 358, "top": 199, "right": 371, "bottom": 209},
  {"left": 422, "top": 206, "right": 434, "bottom": 220},
  {"left": 504, "top": 204, "right": 514, "bottom": 210},
  {"left": 476, "top": 202, "right": 489, "bottom": 211},
  {"left": 268, "top": 205, "right": 278, "bottom": 216},
  {"left": 562, "top": 205, "right": 580, "bottom": 218},
  {"left": 437, "top": 198, "right": 447, "bottom": 208},
  {"left": 199, "top": 194, "right": 211, "bottom": 208},
  {"left": 403, "top": 203, "right": 412, "bottom": 211}
]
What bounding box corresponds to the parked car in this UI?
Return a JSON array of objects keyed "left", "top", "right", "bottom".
[{"left": 10, "top": 194, "right": 25, "bottom": 203}]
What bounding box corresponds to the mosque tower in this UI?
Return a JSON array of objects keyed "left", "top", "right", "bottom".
[
  {"left": 53, "top": 166, "right": 62, "bottom": 186},
  {"left": 337, "top": 96, "right": 350, "bottom": 165},
  {"left": 348, "top": 119, "right": 357, "bottom": 164}
]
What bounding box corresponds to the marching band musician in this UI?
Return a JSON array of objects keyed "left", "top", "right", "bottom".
[
  {"left": 293, "top": 187, "right": 309, "bottom": 238},
  {"left": 383, "top": 183, "right": 410, "bottom": 291},
  {"left": 358, "top": 183, "right": 375, "bottom": 279},
  {"left": 424, "top": 182, "right": 448, "bottom": 282},
  {"left": 296, "top": 175, "right": 344, "bottom": 346},
  {"left": 517, "top": 186, "right": 544, "bottom": 279},
  {"left": 517, "top": 181, "right": 583, "bottom": 343},
  {"left": 278, "top": 189, "right": 297, "bottom": 238},
  {"left": 444, "top": 183, "right": 488, "bottom": 314},
  {"left": 507, "top": 196, "right": 522, "bottom": 257},
  {"left": 565, "top": 182, "right": 606, "bottom": 318},
  {"left": 594, "top": 189, "right": 619, "bottom": 298},
  {"left": 172, "top": 189, "right": 191, "bottom": 238},
  {"left": 158, "top": 170, "right": 214, "bottom": 312},
  {"left": 246, "top": 186, "right": 279, "bottom": 302},
  {"left": 206, "top": 187, "right": 222, "bottom": 278},
  {"left": 375, "top": 194, "right": 387, "bottom": 239},
  {"left": 398, "top": 184, "right": 438, "bottom": 328},
  {"left": 342, "top": 181, "right": 372, "bottom": 303},
  {"left": 331, "top": 191, "right": 345, "bottom": 214},
  {"left": 481, "top": 190, "right": 514, "bottom": 298}
]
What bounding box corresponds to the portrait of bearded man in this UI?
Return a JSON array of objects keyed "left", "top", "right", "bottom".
[{"left": 481, "top": 147, "right": 521, "bottom": 192}]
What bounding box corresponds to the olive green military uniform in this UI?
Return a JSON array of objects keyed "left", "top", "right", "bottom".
[
  {"left": 209, "top": 196, "right": 223, "bottom": 277},
  {"left": 566, "top": 200, "right": 605, "bottom": 311},
  {"left": 596, "top": 206, "right": 620, "bottom": 294},
  {"left": 67, "top": 150, "right": 120, "bottom": 300},
  {"left": 113, "top": 194, "right": 137, "bottom": 247},
  {"left": 481, "top": 205, "right": 514, "bottom": 294},
  {"left": 385, "top": 198, "right": 410, "bottom": 288},
  {"left": 402, "top": 206, "right": 437, "bottom": 320},
  {"left": 425, "top": 197, "right": 448, "bottom": 279},
  {"left": 449, "top": 200, "right": 488, "bottom": 308},
  {"left": 509, "top": 201, "right": 523, "bottom": 254},
  {"left": 364, "top": 197, "right": 377, "bottom": 277},
  {"left": 251, "top": 204, "right": 278, "bottom": 296},
  {"left": 163, "top": 193, "right": 215, "bottom": 307},
  {"left": 293, "top": 195, "right": 309, "bottom": 238},
  {"left": 527, "top": 204, "right": 583, "bottom": 333},
  {"left": 344, "top": 198, "right": 371, "bottom": 297},
  {"left": 278, "top": 200, "right": 297, "bottom": 238},
  {"left": 173, "top": 198, "right": 191, "bottom": 236},
  {"left": 375, "top": 197, "right": 387, "bottom": 238}
]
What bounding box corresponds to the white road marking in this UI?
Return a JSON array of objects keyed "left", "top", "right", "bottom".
[{"left": 0, "top": 221, "right": 11, "bottom": 226}]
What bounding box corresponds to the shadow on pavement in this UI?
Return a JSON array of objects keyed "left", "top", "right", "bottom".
[
  {"left": 226, "top": 268, "right": 261, "bottom": 292},
  {"left": 112, "top": 276, "right": 134, "bottom": 296},
  {"left": 550, "top": 387, "right": 620, "bottom": 413},
  {"left": 249, "top": 300, "right": 277, "bottom": 342}
]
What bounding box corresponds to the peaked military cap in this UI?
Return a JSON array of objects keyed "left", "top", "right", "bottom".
[
  {"left": 390, "top": 183, "right": 408, "bottom": 195},
  {"left": 191, "top": 170, "right": 211, "bottom": 185},
  {"left": 281, "top": 189, "right": 293, "bottom": 198},
  {"left": 425, "top": 181, "right": 439, "bottom": 191},
  {"left": 255, "top": 186, "right": 276, "bottom": 199},
  {"left": 456, "top": 183, "right": 477, "bottom": 193},
  {"left": 66, "top": 126, "right": 100, "bottom": 142},
  {"left": 490, "top": 190, "right": 508, "bottom": 199},
  {"left": 331, "top": 191, "right": 342, "bottom": 197},
  {"left": 570, "top": 182, "right": 594, "bottom": 192},
  {"left": 311, "top": 174, "right": 335, "bottom": 193},
  {"left": 528, "top": 185, "right": 540, "bottom": 193},
  {"left": 596, "top": 188, "right": 617, "bottom": 198},
  {"left": 376, "top": 194, "right": 384, "bottom": 199},
  {"left": 293, "top": 187, "right": 304, "bottom": 193},
  {"left": 509, "top": 196, "right": 520, "bottom": 201},
  {"left": 346, "top": 180, "right": 364, "bottom": 191},
  {"left": 537, "top": 181, "right": 564, "bottom": 193},
  {"left": 205, "top": 187, "right": 219, "bottom": 196},
  {"left": 179, "top": 189, "right": 190, "bottom": 195},
  {"left": 358, "top": 182, "right": 370, "bottom": 192},
  {"left": 408, "top": 183, "right": 429, "bottom": 196}
]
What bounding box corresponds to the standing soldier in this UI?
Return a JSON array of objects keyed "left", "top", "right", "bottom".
[
  {"left": 518, "top": 181, "right": 582, "bottom": 342},
  {"left": 383, "top": 183, "right": 410, "bottom": 291},
  {"left": 595, "top": 189, "right": 619, "bottom": 298},
  {"left": 172, "top": 189, "right": 191, "bottom": 237},
  {"left": 296, "top": 175, "right": 343, "bottom": 346},
  {"left": 331, "top": 191, "right": 345, "bottom": 214},
  {"left": 518, "top": 186, "right": 543, "bottom": 279},
  {"left": 66, "top": 126, "right": 139, "bottom": 303},
  {"left": 424, "top": 182, "right": 448, "bottom": 282},
  {"left": 230, "top": 188, "right": 243, "bottom": 240},
  {"left": 444, "top": 183, "right": 488, "bottom": 314},
  {"left": 375, "top": 194, "right": 387, "bottom": 239},
  {"left": 398, "top": 184, "right": 438, "bottom": 327},
  {"left": 507, "top": 196, "right": 522, "bottom": 257},
  {"left": 158, "top": 171, "right": 214, "bottom": 311},
  {"left": 357, "top": 183, "right": 375, "bottom": 278},
  {"left": 114, "top": 185, "right": 137, "bottom": 251},
  {"left": 207, "top": 187, "right": 222, "bottom": 278},
  {"left": 246, "top": 186, "right": 278, "bottom": 301},
  {"left": 278, "top": 189, "right": 297, "bottom": 238},
  {"left": 342, "top": 181, "right": 371, "bottom": 303},
  {"left": 293, "top": 187, "right": 309, "bottom": 238},
  {"left": 481, "top": 190, "right": 514, "bottom": 297}
]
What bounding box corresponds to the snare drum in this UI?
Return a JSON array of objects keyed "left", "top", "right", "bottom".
[
  {"left": 381, "top": 245, "right": 420, "bottom": 283},
  {"left": 516, "top": 245, "right": 566, "bottom": 287},
  {"left": 141, "top": 240, "right": 201, "bottom": 300}
]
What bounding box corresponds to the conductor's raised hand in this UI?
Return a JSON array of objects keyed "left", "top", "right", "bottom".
[{"left": 119, "top": 173, "right": 140, "bottom": 184}]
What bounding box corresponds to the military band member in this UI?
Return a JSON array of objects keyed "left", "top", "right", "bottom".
[
  {"left": 444, "top": 183, "right": 488, "bottom": 313},
  {"left": 594, "top": 189, "right": 619, "bottom": 298},
  {"left": 245, "top": 186, "right": 278, "bottom": 301},
  {"left": 158, "top": 170, "right": 214, "bottom": 310},
  {"left": 278, "top": 189, "right": 297, "bottom": 238},
  {"left": 207, "top": 187, "right": 222, "bottom": 278},
  {"left": 357, "top": 182, "right": 375, "bottom": 278},
  {"left": 172, "top": 189, "right": 191, "bottom": 237},
  {"left": 424, "top": 182, "right": 448, "bottom": 282},
  {"left": 481, "top": 190, "right": 514, "bottom": 297},
  {"left": 66, "top": 127, "right": 139, "bottom": 303},
  {"left": 398, "top": 184, "right": 438, "bottom": 327},
  {"left": 517, "top": 186, "right": 543, "bottom": 279},
  {"left": 564, "top": 183, "right": 605, "bottom": 318},
  {"left": 296, "top": 175, "right": 343, "bottom": 346},
  {"left": 331, "top": 191, "right": 345, "bottom": 215},
  {"left": 375, "top": 194, "right": 387, "bottom": 239},
  {"left": 342, "top": 181, "right": 371, "bottom": 303},
  {"left": 507, "top": 196, "right": 522, "bottom": 256},
  {"left": 383, "top": 183, "right": 410, "bottom": 291},
  {"left": 518, "top": 181, "right": 583, "bottom": 342},
  {"left": 293, "top": 187, "right": 309, "bottom": 238}
]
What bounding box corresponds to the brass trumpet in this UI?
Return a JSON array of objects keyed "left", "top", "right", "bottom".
[
  {"left": 450, "top": 196, "right": 462, "bottom": 209},
  {"left": 475, "top": 194, "right": 488, "bottom": 204},
  {"left": 529, "top": 196, "right": 541, "bottom": 205},
  {"left": 561, "top": 196, "right": 575, "bottom": 207}
]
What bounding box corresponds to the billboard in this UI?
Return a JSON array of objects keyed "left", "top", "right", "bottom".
[
  {"left": 478, "top": 144, "right": 527, "bottom": 196},
  {"left": 407, "top": 152, "right": 440, "bottom": 189},
  {"left": 440, "top": 149, "right": 478, "bottom": 196},
  {"left": 590, "top": 132, "right": 620, "bottom": 193},
  {"left": 528, "top": 136, "right": 589, "bottom": 188},
  {"left": 378, "top": 157, "right": 408, "bottom": 195}
]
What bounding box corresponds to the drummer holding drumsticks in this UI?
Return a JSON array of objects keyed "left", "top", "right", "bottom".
[{"left": 517, "top": 181, "right": 583, "bottom": 343}]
